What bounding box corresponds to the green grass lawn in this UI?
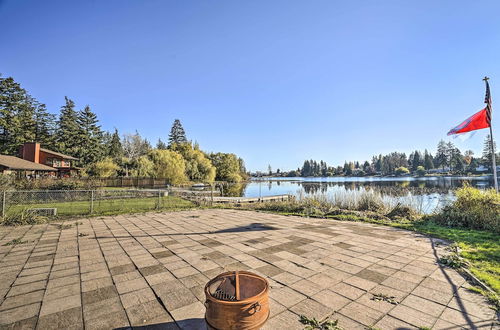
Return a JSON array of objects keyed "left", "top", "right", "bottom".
[
  {"left": 6, "top": 196, "right": 195, "bottom": 218},
  {"left": 412, "top": 221, "right": 499, "bottom": 295}
]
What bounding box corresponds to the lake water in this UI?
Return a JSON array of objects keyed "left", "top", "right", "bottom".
[{"left": 237, "top": 176, "right": 493, "bottom": 213}]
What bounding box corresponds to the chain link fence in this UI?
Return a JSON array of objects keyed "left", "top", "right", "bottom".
[
  {"left": 0, "top": 188, "right": 198, "bottom": 220},
  {"left": 0, "top": 181, "right": 256, "bottom": 222}
]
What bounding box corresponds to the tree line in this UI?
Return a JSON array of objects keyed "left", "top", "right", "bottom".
[
  {"left": 0, "top": 75, "right": 247, "bottom": 183},
  {"left": 272, "top": 138, "right": 498, "bottom": 177}
]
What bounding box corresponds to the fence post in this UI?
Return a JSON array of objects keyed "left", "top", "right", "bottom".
[
  {"left": 90, "top": 190, "right": 94, "bottom": 214},
  {"left": 2, "top": 191, "right": 6, "bottom": 219},
  {"left": 211, "top": 183, "right": 214, "bottom": 206},
  {"left": 157, "top": 190, "right": 161, "bottom": 210}
]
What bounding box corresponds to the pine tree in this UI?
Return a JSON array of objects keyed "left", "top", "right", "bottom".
[
  {"left": 446, "top": 142, "right": 456, "bottom": 169},
  {"left": 482, "top": 134, "right": 497, "bottom": 168},
  {"left": 157, "top": 138, "right": 168, "bottom": 150},
  {"left": 168, "top": 119, "right": 187, "bottom": 147},
  {"left": 424, "top": 150, "right": 434, "bottom": 170},
  {"left": 301, "top": 160, "right": 311, "bottom": 176},
  {"left": 435, "top": 140, "right": 449, "bottom": 170},
  {"left": 408, "top": 152, "right": 415, "bottom": 169},
  {"left": 412, "top": 151, "right": 422, "bottom": 171},
  {"left": 375, "top": 155, "right": 383, "bottom": 172},
  {"left": 33, "top": 100, "right": 56, "bottom": 149},
  {"left": 449, "top": 148, "right": 464, "bottom": 172},
  {"left": 75, "top": 105, "right": 103, "bottom": 165},
  {"left": 57, "top": 97, "right": 80, "bottom": 156},
  {"left": 0, "top": 76, "right": 38, "bottom": 154},
  {"left": 108, "top": 128, "right": 123, "bottom": 159},
  {"left": 14, "top": 98, "right": 37, "bottom": 148}
]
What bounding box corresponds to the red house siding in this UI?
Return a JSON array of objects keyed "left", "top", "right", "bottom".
[
  {"left": 19, "top": 142, "right": 40, "bottom": 163},
  {"left": 18, "top": 142, "right": 79, "bottom": 177}
]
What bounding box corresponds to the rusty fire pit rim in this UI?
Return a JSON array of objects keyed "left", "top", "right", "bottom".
[{"left": 204, "top": 270, "right": 269, "bottom": 305}]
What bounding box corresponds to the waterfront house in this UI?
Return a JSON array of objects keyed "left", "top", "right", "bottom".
[
  {"left": 0, "top": 154, "right": 57, "bottom": 177},
  {"left": 18, "top": 142, "right": 80, "bottom": 177}
]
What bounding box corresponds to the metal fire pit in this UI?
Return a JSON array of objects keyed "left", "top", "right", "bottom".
[{"left": 204, "top": 271, "right": 270, "bottom": 330}]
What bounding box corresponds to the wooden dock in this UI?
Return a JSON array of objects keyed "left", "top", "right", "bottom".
[{"left": 200, "top": 194, "right": 292, "bottom": 204}]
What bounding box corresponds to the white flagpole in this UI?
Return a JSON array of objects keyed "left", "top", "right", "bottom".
[
  {"left": 489, "top": 125, "right": 498, "bottom": 192},
  {"left": 485, "top": 77, "right": 498, "bottom": 192}
]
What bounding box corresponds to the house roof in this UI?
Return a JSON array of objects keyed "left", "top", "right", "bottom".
[
  {"left": 39, "top": 148, "right": 78, "bottom": 160},
  {"left": 0, "top": 155, "right": 57, "bottom": 171}
]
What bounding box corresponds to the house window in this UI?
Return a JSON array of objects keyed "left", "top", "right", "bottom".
[{"left": 46, "top": 158, "right": 62, "bottom": 167}]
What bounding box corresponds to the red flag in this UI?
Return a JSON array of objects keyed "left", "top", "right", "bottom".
[{"left": 447, "top": 108, "right": 491, "bottom": 135}]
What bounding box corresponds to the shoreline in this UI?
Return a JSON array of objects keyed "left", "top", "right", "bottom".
[{"left": 249, "top": 174, "right": 493, "bottom": 181}]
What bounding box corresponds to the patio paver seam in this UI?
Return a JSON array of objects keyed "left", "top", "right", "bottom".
[
  {"left": 106, "top": 215, "right": 180, "bottom": 327},
  {"left": 87, "top": 217, "right": 131, "bottom": 329}
]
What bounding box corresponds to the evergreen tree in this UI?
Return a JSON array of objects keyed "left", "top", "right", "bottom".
[
  {"left": 75, "top": 105, "right": 104, "bottom": 165},
  {"left": 156, "top": 138, "right": 168, "bottom": 150},
  {"left": 57, "top": 97, "right": 80, "bottom": 156},
  {"left": 0, "top": 76, "right": 38, "bottom": 154},
  {"left": 33, "top": 100, "right": 56, "bottom": 149},
  {"left": 14, "top": 97, "right": 37, "bottom": 149},
  {"left": 374, "top": 155, "right": 383, "bottom": 172},
  {"left": 301, "top": 160, "right": 311, "bottom": 176},
  {"left": 108, "top": 128, "right": 123, "bottom": 159},
  {"left": 343, "top": 161, "right": 353, "bottom": 175},
  {"left": 363, "top": 161, "right": 370, "bottom": 171},
  {"left": 408, "top": 152, "right": 415, "bottom": 169},
  {"left": 320, "top": 160, "right": 328, "bottom": 176},
  {"left": 446, "top": 142, "right": 456, "bottom": 169},
  {"left": 168, "top": 119, "right": 187, "bottom": 147},
  {"left": 411, "top": 151, "right": 422, "bottom": 171},
  {"left": 424, "top": 150, "right": 434, "bottom": 170},
  {"left": 482, "top": 134, "right": 497, "bottom": 168},
  {"left": 450, "top": 148, "right": 464, "bottom": 172},
  {"left": 435, "top": 140, "right": 449, "bottom": 170}
]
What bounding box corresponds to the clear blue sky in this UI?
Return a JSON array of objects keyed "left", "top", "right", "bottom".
[{"left": 1, "top": 1, "right": 500, "bottom": 171}]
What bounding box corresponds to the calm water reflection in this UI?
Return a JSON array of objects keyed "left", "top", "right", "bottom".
[{"left": 237, "top": 176, "right": 493, "bottom": 213}]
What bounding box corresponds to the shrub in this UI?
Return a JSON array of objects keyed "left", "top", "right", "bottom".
[
  {"left": 1, "top": 209, "right": 47, "bottom": 226},
  {"left": 0, "top": 174, "right": 14, "bottom": 190},
  {"left": 416, "top": 166, "right": 426, "bottom": 176},
  {"left": 88, "top": 158, "right": 120, "bottom": 177},
  {"left": 395, "top": 167, "right": 410, "bottom": 175},
  {"left": 432, "top": 186, "right": 500, "bottom": 232},
  {"left": 386, "top": 203, "right": 418, "bottom": 220}
]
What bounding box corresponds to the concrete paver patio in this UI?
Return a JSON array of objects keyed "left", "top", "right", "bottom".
[{"left": 0, "top": 209, "right": 497, "bottom": 330}]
